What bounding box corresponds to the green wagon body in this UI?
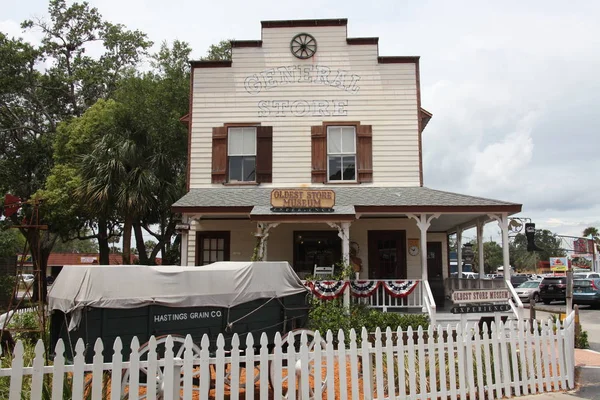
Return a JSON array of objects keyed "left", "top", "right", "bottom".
[
  {"left": 48, "top": 262, "right": 311, "bottom": 363},
  {"left": 51, "top": 293, "right": 309, "bottom": 363}
]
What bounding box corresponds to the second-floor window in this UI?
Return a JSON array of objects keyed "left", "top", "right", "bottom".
[
  {"left": 228, "top": 127, "right": 256, "bottom": 182},
  {"left": 327, "top": 126, "right": 356, "bottom": 181}
]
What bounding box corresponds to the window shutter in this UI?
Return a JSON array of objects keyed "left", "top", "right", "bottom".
[
  {"left": 211, "top": 127, "right": 228, "bottom": 184},
  {"left": 357, "top": 125, "right": 373, "bottom": 183},
  {"left": 256, "top": 126, "right": 273, "bottom": 183},
  {"left": 311, "top": 125, "right": 327, "bottom": 183}
]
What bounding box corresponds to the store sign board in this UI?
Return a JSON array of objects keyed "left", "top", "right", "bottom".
[
  {"left": 270, "top": 189, "right": 335, "bottom": 210},
  {"left": 451, "top": 289, "right": 511, "bottom": 304},
  {"left": 550, "top": 257, "right": 569, "bottom": 271},
  {"left": 451, "top": 304, "right": 511, "bottom": 314}
]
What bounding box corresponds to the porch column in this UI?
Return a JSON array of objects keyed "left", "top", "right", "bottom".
[
  {"left": 327, "top": 222, "right": 352, "bottom": 309},
  {"left": 477, "top": 220, "right": 485, "bottom": 280},
  {"left": 489, "top": 213, "right": 511, "bottom": 281},
  {"left": 256, "top": 223, "right": 279, "bottom": 261},
  {"left": 407, "top": 214, "right": 440, "bottom": 282},
  {"left": 456, "top": 228, "right": 463, "bottom": 288},
  {"left": 180, "top": 215, "right": 190, "bottom": 266}
]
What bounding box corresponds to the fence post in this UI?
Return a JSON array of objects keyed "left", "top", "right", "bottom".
[
  {"left": 574, "top": 305, "right": 581, "bottom": 346},
  {"left": 171, "top": 361, "right": 183, "bottom": 400}
]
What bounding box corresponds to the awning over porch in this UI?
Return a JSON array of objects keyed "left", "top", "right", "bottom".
[{"left": 171, "top": 186, "right": 521, "bottom": 230}]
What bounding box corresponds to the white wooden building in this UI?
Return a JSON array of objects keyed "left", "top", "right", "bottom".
[{"left": 173, "top": 18, "right": 522, "bottom": 315}]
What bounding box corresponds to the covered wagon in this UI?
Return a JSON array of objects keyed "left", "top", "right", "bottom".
[{"left": 48, "top": 261, "right": 311, "bottom": 363}]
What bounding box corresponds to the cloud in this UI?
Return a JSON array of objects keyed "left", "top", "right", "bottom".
[{"left": 2, "top": 0, "right": 599, "bottom": 238}]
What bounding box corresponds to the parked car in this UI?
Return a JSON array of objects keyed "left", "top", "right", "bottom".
[
  {"left": 515, "top": 280, "right": 541, "bottom": 303},
  {"left": 19, "top": 274, "right": 34, "bottom": 283},
  {"left": 539, "top": 276, "right": 567, "bottom": 304},
  {"left": 510, "top": 274, "right": 530, "bottom": 287},
  {"left": 573, "top": 272, "right": 600, "bottom": 279},
  {"left": 573, "top": 279, "right": 600, "bottom": 308}
]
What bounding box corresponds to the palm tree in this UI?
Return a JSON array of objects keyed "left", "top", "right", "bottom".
[
  {"left": 77, "top": 114, "right": 158, "bottom": 264},
  {"left": 583, "top": 227, "right": 600, "bottom": 253}
]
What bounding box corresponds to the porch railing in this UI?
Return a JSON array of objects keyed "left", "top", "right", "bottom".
[
  {"left": 422, "top": 280, "right": 437, "bottom": 327},
  {"left": 303, "top": 279, "right": 424, "bottom": 312},
  {"left": 506, "top": 279, "right": 525, "bottom": 320},
  {"left": 354, "top": 279, "right": 424, "bottom": 312}
]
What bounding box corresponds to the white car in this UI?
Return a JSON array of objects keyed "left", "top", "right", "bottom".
[
  {"left": 515, "top": 280, "right": 541, "bottom": 303},
  {"left": 573, "top": 272, "right": 600, "bottom": 279},
  {"left": 19, "top": 274, "right": 34, "bottom": 283}
]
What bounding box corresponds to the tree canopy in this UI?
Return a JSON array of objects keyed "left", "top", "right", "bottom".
[
  {"left": 1, "top": 0, "right": 152, "bottom": 279},
  {"left": 510, "top": 229, "right": 566, "bottom": 271}
]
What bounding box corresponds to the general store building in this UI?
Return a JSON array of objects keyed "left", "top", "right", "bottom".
[{"left": 172, "top": 19, "right": 522, "bottom": 315}]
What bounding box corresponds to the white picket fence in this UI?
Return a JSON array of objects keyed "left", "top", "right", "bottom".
[{"left": 0, "top": 314, "right": 575, "bottom": 400}]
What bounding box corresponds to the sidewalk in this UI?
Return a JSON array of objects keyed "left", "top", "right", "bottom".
[
  {"left": 575, "top": 348, "right": 600, "bottom": 367},
  {"left": 516, "top": 349, "right": 600, "bottom": 399}
]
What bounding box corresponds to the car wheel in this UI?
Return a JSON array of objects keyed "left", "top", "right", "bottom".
[
  {"left": 532, "top": 293, "right": 540, "bottom": 303},
  {"left": 543, "top": 299, "right": 551, "bottom": 305}
]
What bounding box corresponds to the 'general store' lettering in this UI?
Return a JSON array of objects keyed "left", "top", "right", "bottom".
[
  {"left": 258, "top": 100, "right": 347, "bottom": 117},
  {"left": 244, "top": 65, "right": 361, "bottom": 95}
]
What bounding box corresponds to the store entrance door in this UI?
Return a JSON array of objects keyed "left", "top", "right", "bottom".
[
  {"left": 427, "top": 241, "right": 445, "bottom": 307},
  {"left": 368, "top": 230, "right": 407, "bottom": 279}
]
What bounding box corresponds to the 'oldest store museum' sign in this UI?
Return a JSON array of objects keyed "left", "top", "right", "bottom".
[{"left": 270, "top": 189, "right": 336, "bottom": 213}]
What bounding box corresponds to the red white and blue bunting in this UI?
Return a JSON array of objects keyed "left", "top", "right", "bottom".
[
  {"left": 306, "top": 280, "right": 419, "bottom": 300},
  {"left": 382, "top": 280, "right": 419, "bottom": 298},
  {"left": 310, "top": 280, "right": 349, "bottom": 300},
  {"left": 349, "top": 280, "right": 380, "bottom": 297}
]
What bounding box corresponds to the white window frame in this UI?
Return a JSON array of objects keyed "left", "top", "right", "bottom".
[
  {"left": 326, "top": 126, "right": 357, "bottom": 182},
  {"left": 227, "top": 127, "right": 257, "bottom": 182}
]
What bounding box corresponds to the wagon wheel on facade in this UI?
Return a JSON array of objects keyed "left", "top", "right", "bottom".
[
  {"left": 269, "top": 329, "right": 327, "bottom": 399},
  {"left": 121, "top": 335, "right": 202, "bottom": 400}
]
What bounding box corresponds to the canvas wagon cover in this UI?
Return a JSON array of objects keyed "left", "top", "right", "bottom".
[{"left": 48, "top": 261, "right": 308, "bottom": 313}]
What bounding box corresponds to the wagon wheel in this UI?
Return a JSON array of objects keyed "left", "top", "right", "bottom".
[
  {"left": 269, "top": 329, "right": 327, "bottom": 399},
  {"left": 121, "top": 335, "right": 202, "bottom": 400},
  {"left": 223, "top": 356, "right": 261, "bottom": 389}
]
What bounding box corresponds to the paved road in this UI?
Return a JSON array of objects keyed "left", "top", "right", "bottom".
[{"left": 525, "top": 302, "right": 600, "bottom": 352}]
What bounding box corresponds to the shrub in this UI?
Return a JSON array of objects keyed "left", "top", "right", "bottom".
[
  {"left": 308, "top": 297, "right": 429, "bottom": 341},
  {"left": 8, "top": 311, "right": 42, "bottom": 344},
  {"left": 576, "top": 330, "right": 589, "bottom": 349}
]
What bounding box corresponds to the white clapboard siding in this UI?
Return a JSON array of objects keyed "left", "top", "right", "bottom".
[
  {"left": 189, "top": 23, "right": 421, "bottom": 188},
  {"left": 0, "top": 314, "right": 576, "bottom": 400}
]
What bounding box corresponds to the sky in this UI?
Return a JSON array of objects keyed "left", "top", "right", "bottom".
[{"left": 2, "top": 0, "right": 599, "bottom": 242}]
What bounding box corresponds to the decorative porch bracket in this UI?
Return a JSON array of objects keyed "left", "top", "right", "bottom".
[
  {"left": 255, "top": 222, "right": 280, "bottom": 261},
  {"left": 326, "top": 222, "right": 351, "bottom": 265},
  {"left": 487, "top": 213, "right": 510, "bottom": 281},
  {"left": 406, "top": 213, "right": 440, "bottom": 281}
]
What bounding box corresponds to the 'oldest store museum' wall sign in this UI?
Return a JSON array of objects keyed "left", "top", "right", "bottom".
[{"left": 270, "top": 189, "right": 336, "bottom": 212}]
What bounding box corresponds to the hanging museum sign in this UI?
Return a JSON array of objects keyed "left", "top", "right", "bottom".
[
  {"left": 451, "top": 304, "right": 511, "bottom": 314},
  {"left": 451, "top": 289, "right": 511, "bottom": 304},
  {"left": 270, "top": 189, "right": 335, "bottom": 212}
]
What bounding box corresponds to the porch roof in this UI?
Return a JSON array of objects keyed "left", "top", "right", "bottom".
[{"left": 173, "top": 186, "right": 520, "bottom": 215}]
